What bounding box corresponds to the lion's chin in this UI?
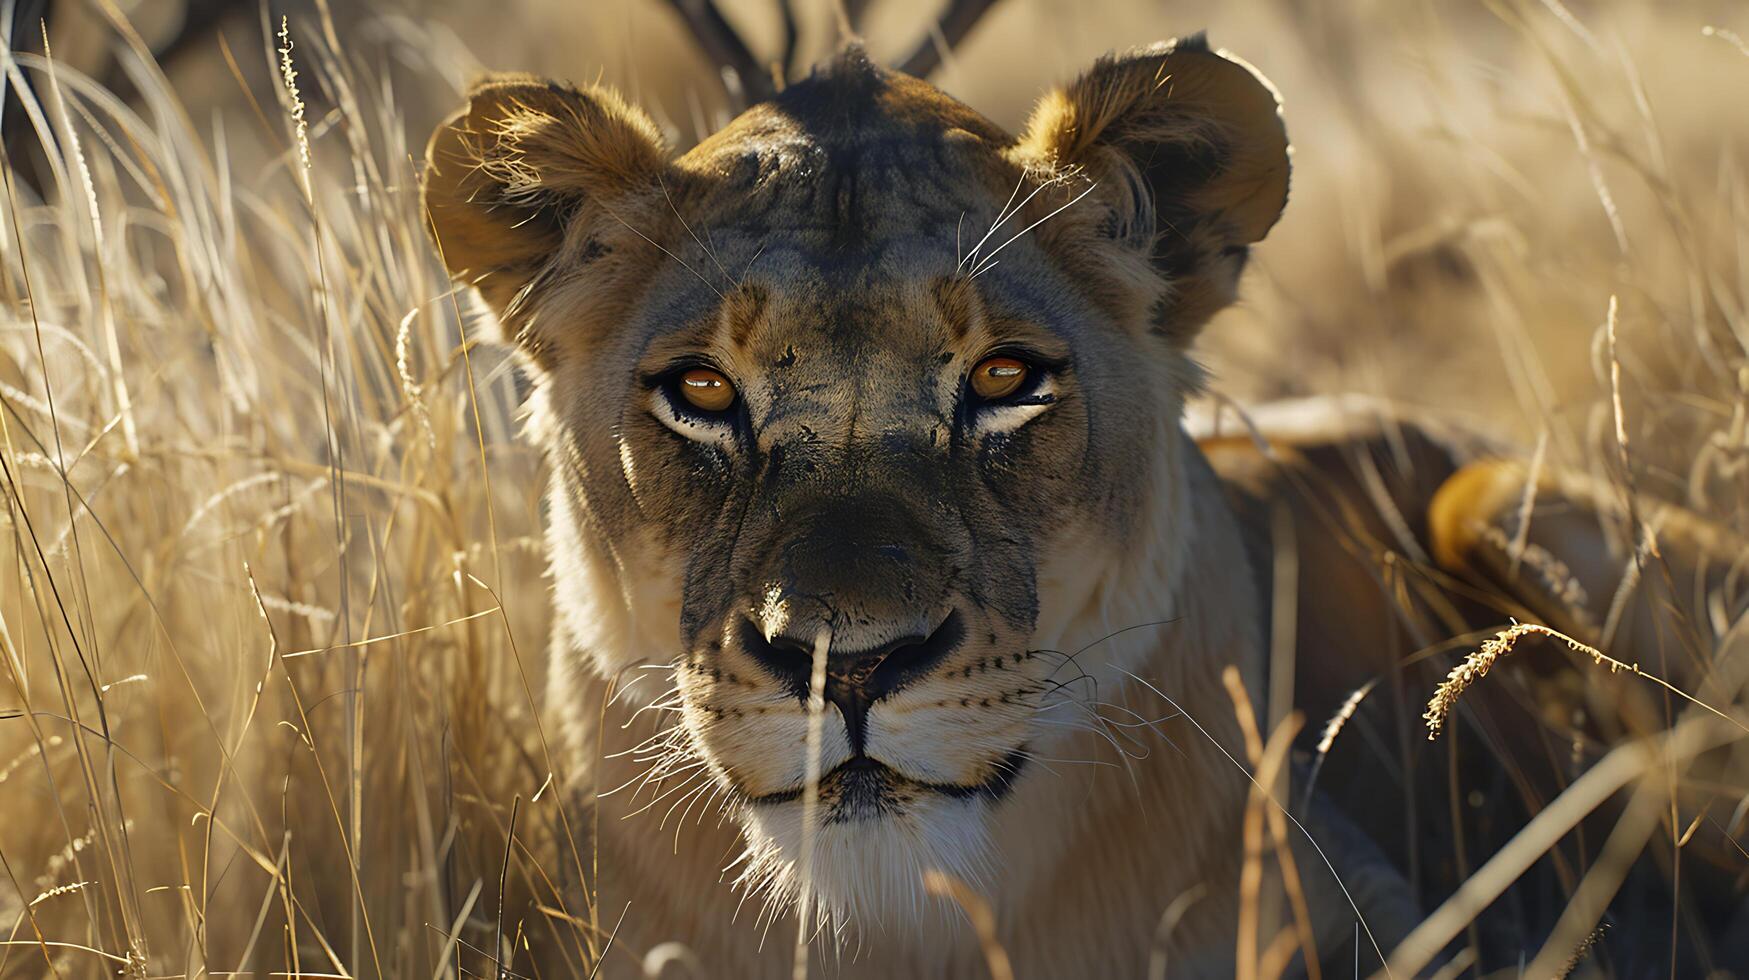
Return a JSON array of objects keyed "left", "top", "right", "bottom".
[{"left": 731, "top": 790, "right": 997, "bottom": 933}]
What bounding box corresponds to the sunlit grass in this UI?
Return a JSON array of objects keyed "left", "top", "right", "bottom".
[{"left": 0, "top": 0, "right": 1745, "bottom": 976}]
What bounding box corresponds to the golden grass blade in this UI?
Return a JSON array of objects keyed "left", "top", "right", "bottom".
[
  {"left": 1379, "top": 714, "right": 1738, "bottom": 977},
  {"left": 922, "top": 870, "right": 1014, "bottom": 980},
  {"left": 792, "top": 627, "right": 830, "bottom": 980}
]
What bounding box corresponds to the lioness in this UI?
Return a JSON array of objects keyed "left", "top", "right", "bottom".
[{"left": 422, "top": 36, "right": 1746, "bottom": 977}]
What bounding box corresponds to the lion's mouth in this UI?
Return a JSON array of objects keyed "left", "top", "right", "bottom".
[{"left": 747, "top": 748, "right": 1028, "bottom": 821}]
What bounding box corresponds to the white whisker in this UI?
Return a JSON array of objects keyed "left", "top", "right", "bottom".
[{"left": 969, "top": 181, "right": 1101, "bottom": 278}]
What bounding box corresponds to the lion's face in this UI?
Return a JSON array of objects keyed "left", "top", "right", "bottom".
[
  {"left": 425, "top": 39, "right": 1288, "bottom": 926},
  {"left": 611, "top": 248, "right": 1134, "bottom": 918}
]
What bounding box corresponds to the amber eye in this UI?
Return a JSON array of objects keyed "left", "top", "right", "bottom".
[
  {"left": 970, "top": 356, "right": 1029, "bottom": 401},
  {"left": 678, "top": 368, "right": 736, "bottom": 413}
]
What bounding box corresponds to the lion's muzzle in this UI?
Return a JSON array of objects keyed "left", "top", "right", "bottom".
[{"left": 738, "top": 610, "right": 965, "bottom": 752}]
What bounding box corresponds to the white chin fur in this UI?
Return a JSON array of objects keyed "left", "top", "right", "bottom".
[{"left": 731, "top": 794, "right": 995, "bottom": 937}]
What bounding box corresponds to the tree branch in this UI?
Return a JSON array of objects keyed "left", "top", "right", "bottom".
[
  {"left": 895, "top": 0, "right": 1001, "bottom": 80},
  {"left": 1, "top": 1, "right": 51, "bottom": 195},
  {"left": 777, "top": 0, "right": 800, "bottom": 85},
  {"left": 842, "top": 0, "right": 875, "bottom": 36},
  {"left": 662, "top": 0, "right": 776, "bottom": 105}
]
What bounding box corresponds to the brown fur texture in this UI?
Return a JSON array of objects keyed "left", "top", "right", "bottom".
[
  {"left": 1010, "top": 37, "right": 1291, "bottom": 340},
  {"left": 415, "top": 39, "right": 1688, "bottom": 978},
  {"left": 422, "top": 36, "right": 1749, "bottom": 972},
  {"left": 423, "top": 75, "right": 667, "bottom": 369}
]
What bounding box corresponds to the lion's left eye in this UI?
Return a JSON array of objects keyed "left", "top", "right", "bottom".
[
  {"left": 969, "top": 356, "right": 1030, "bottom": 401},
  {"left": 677, "top": 368, "right": 737, "bottom": 413},
  {"left": 963, "top": 352, "right": 1057, "bottom": 434},
  {"left": 651, "top": 364, "right": 744, "bottom": 446}
]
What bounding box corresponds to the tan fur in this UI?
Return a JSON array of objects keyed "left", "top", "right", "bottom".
[
  {"left": 423, "top": 76, "right": 668, "bottom": 370},
  {"left": 424, "top": 41, "right": 1422, "bottom": 978},
  {"left": 1009, "top": 40, "right": 1290, "bottom": 339}
]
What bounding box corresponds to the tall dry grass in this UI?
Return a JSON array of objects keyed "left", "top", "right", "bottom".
[
  {"left": 0, "top": 0, "right": 1744, "bottom": 977},
  {"left": 0, "top": 5, "right": 572, "bottom": 976}
]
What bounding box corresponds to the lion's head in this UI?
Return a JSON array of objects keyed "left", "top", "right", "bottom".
[{"left": 424, "top": 36, "right": 1288, "bottom": 929}]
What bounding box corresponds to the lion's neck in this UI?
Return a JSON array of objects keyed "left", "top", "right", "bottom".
[{"left": 982, "top": 434, "right": 1265, "bottom": 970}]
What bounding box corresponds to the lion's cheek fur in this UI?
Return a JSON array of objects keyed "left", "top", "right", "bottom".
[
  {"left": 861, "top": 698, "right": 1031, "bottom": 784},
  {"left": 542, "top": 468, "right": 687, "bottom": 762},
  {"left": 684, "top": 701, "right": 852, "bottom": 796},
  {"left": 1031, "top": 383, "right": 1209, "bottom": 697}
]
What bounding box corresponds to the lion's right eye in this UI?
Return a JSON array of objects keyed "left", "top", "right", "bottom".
[
  {"left": 651, "top": 364, "right": 745, "bottom": 446},
  {"left": 961, "top": 349, "right": 1059, "bottom": 436},
  {"left": 678, "top": 368, "right": 736, "bottom": 413},
  {"left": 970, "top": 356, "right": 1029, "bottom": 401}
]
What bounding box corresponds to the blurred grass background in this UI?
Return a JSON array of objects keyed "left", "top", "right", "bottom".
[{"left": 0, "top": 0, "right": 1745, "bottom": 976}]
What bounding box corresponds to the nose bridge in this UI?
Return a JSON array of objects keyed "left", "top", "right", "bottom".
[
  {"left": 758, "top": 309, "right": 942, "bottom": 463},
  {"left": 738, "top": 307, "right": 963, "bottom": 633},
  {"left": 768, "top": 485, "right": 941, "bottom": 638}
]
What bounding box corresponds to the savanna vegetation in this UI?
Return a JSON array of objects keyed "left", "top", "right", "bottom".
[{"left": 1, "top": 0, "right": 1746, "bottom": 976}]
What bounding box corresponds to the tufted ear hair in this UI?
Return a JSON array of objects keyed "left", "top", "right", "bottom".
[
  {"left": 1013, "top": 35, "right": 1290, "bottom": 341},
  {"left": 422, "top": 74, "right": 668, "bottom": 367}
]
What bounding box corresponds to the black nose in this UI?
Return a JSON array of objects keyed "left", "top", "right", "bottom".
[{"left": 740, "top": 611, "right": 965, "bottom": 752}]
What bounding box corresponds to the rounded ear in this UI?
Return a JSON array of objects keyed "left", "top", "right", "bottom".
[
  {"left": 422, "top": 74, "right": 667, "bottom": 362},
  {"left": 1013, "top": 35, "right": 1290, "bottom": 340}
]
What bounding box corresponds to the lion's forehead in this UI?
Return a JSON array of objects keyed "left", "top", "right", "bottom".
[
  {"left": 673, "top": 61, "right": 1022, "bottom": 248},
  {"left": 683, "top": 148, "right": 1008, "bottom": 247},
  {"left": 631, "top": 234, "right": 1062, "bottom": 356},
  {"left": 672, "top": 234, "right": 964, "bottom": 284},
  {"left": 650, "top": 224, "right": 1092, "bottom": 334}
]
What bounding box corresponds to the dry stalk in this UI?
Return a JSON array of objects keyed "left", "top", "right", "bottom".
[
  {"left": 923, "top": 870, "right": 1014, "bottom": 980},
  {"left": 1223, "top": 666, "right": 1318, "bottom": 980},
  {"left": 1425, "top": 620, "right": 1749, "bottom": 740}
]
